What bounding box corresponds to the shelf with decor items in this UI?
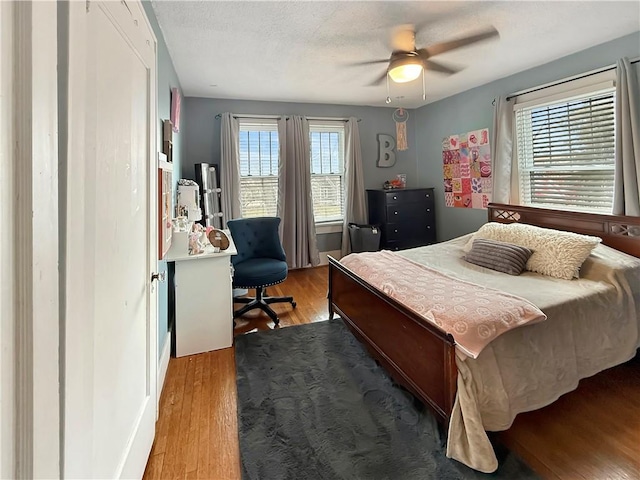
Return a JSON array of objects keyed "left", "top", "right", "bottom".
[{"left": 366, "top": 187, "right": 436, "bottom": 251}]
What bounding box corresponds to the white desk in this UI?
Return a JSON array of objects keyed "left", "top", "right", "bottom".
[{"left": 166, "top": 235, "right": 237, "bottom": 357}]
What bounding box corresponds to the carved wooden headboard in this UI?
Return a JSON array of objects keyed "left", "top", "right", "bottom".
[{"left": 487, "top": 203, "right": 640, "bottom": 258}]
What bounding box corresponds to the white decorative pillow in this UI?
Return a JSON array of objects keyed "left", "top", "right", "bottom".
[{"left": 464, "top": 223, "right": 601, "bottom": 280}]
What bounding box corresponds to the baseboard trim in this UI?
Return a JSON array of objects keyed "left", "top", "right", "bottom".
[
  {"left": 319, "top": 249, "right": 342, "bottom": 266},
  {"left": 157, "top": 333, "right": 171, "bottom": 403}
]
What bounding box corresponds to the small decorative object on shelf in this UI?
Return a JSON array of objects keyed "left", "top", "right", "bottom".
[
  {"left": 383, "top": 177, "right": 405, "bottom": 189},
  {"left": 188, "top": 230, "right": 205, "bottom": 256},
  {"left": 208, "top": 228, "right": 230, "bottom": 252}
]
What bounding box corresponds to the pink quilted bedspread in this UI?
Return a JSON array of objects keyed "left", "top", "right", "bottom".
[{"left": 340, "top": 250, "right": 546, "bottom": 358}]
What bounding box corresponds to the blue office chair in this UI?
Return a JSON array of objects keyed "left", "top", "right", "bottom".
[{"left": 227, "top": 217, "right": 296, "bottom": 325}]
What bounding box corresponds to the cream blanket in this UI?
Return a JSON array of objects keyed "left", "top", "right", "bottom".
[
  {"left": 398, "top": 235, "right": 640, "bottom": 472},
  {"left": 340, "top": 250, "right": 546, "bottom": 359}
]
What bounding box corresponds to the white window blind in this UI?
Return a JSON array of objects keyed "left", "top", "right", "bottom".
[
  {"left": 238, "top": 121, "right": 279, "bottom": 218},
  {"left": 515, "top": 89, "right": 616, "bottom": 213},
  {"left": 310, "top": 123, "right": 345, "bottom": 223}
]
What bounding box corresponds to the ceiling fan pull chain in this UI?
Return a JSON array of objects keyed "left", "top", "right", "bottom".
[
  {"left": 386, "top": 75, "right": 391, "bottom": 104},
  {"left": 422, "top": 68, "right": 426, "bottom": 101}
]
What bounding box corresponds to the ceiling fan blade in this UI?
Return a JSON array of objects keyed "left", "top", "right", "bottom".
[
  {"left": 421, "top": 27, "right": 499, "bottom": 58},
  {"left": 367, "top": 70, "right": 388, "bottom": 87},
  {"left": 421, "top": 59, "right": 460, "bottom": 75},
  {"left": 347, "top": 59, "right": 390, "bottom": 66}
]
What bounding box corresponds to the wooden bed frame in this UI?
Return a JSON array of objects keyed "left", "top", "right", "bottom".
[{"left": 327, "top": 203, "right": 640, "bottom": 425}]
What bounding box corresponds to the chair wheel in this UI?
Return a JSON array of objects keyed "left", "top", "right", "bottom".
[{"left": 291, "top": 301, "right": 297, "bottom": 308}]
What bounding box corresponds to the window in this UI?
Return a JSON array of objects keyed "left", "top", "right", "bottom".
[
  {"left": 237, "top": 119, "right": 346, "bottom": 223},
  {"left": 309, "top": 123, "right": 345, "bottom": 223},
  {"left": 514, "top": 83, "right": 616, "bottom": 213},
  {"left": 238, "top": 121, "right": 279, "bottom": 218}
]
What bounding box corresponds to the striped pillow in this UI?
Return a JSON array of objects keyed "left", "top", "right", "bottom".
[{"left": 464, "top": 238, "right": 533, "bottom": 275}]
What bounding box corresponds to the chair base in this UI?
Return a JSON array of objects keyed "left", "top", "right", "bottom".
[{"left": 233, "top": 287, "right": 296, "bottom": 325}]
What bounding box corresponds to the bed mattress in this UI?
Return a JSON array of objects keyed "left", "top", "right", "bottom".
[{"left": 396, "top": 235, "right": 640, "bottom": 472}]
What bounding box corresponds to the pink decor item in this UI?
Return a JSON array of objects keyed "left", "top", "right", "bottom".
[{"left": 170, "top": 87, "right": 181, "bottom": 133}]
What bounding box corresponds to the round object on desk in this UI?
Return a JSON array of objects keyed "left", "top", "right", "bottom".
[{"left": 207, "top": 229, "right": 230, "bottom": 250}]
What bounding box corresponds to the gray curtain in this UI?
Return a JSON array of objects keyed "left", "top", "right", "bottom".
[
  {"left": 490, "top": 95, "right": 517, "bottom": 204},
  {"left": 277, "top": 116, "right": 320, "bottom": 268},
  {"left": 341, "top": 117, "right": 367, "bottom": 256},
  {"left": 613, "top": 57, "right": 640, "bottom": 216},
  {"left": 220, "top": 112, "right": 242, "bottom": 225}
]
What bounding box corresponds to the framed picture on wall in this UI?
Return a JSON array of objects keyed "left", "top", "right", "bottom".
[
  {"left": 170, "top": 87, "right": 181, "bottom": 133},
  {"left": 158, "top": 153, "right": 173, "bottom": 259}
]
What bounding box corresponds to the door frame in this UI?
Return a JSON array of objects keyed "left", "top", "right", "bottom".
[
  {"left": 1, "top": 1, "right": 61, "bottom": 478},
  {"left": 0, "top": 1, "right": 16, "bottom": 476}
]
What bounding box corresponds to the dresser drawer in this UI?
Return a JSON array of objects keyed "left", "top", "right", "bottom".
[
  {"left": 385, "top": 222, "right": 435, "bottom": 242},
  {"left": 385, "top": 189, "right": 434, "bottom": 205},
  {"left": 385, "top": 233, "right": 436, "bottom": 251},
  {"left": 386, "top": 204, "right": 434, "bottom": 223}
]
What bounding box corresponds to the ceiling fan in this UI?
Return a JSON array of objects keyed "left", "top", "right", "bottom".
[{"left": 353, "top": 25, "right": 500, "bottom": 86}]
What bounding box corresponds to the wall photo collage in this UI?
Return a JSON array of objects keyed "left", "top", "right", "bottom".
[{"left": 442, "top": 128, "right": 492, "bottom": 209}]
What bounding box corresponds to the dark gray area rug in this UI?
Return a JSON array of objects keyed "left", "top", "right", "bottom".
[{"left": 235, "top": 318, "right": 539, "bottom": 480}]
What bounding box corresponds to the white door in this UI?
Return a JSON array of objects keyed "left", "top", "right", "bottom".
[{"left": 65, "top": 1, "right": 157, "bottom": 478}]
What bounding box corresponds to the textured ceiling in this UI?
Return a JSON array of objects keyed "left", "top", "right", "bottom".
[{"left": 151, "top": 1, "right": 640, "bottom": 108}]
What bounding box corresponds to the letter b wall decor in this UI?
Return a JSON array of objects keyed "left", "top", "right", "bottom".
[{"left": 377, "top": 134, "right": 396, "bottom": 168}]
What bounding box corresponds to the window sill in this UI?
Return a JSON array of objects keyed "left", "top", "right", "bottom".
[{"left": 316, "top": 221, "right": 343, "bottom": 235}]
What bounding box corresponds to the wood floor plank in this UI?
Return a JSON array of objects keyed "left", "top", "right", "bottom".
[
  {"left": 145, "top": 265, "right": 640, "bottom": 480},
  {"left": 195, "top": 352, "right": 212, "bottom": 480},
  {"left": 143, "top": 453, "right": 164, "bottom": 480},
  {"left": 170, "top": 355, "right": 196, "bottom": 479},
  {"left": 185, "top": 353, "right": 205, "bottom": 474},
  {"left": 155, "top": 356, "right": 189, "bottom": 478}
]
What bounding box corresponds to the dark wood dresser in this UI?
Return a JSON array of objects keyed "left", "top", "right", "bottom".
[{"left": 366, "top": 188, "right": 436, "bottom": 251}]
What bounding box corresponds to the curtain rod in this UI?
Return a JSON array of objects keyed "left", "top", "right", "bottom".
[
  {"left": 214, "top": 113, "right": 360, "bottom": 122},
  {"left": 306, "top": 116, "right": 361, "bottom": 122},
  {"left": 214, "top": 113, "right": 281, "bottom": 120},
  {"left": 505, "top": 56, "right": 640, "bottom": 101}
]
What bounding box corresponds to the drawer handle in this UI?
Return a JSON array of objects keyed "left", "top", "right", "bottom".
[
  {"left": 427, "top": 226, "right": 431, "bottom": 229},
  {"left": 394, "top": 211, "right": 398, "bottom": 215},
  {"left": 425, "top": 194, "right": 430, "bottom": 198},
  {"left": 394, "top": 229, "right": 398, "bottom": 233},
  {"left": 393, "top": 196, "right": 397, "bottom": 200},
  {"left": 426, "top": 208, "right": 430, "bottom": 212}
]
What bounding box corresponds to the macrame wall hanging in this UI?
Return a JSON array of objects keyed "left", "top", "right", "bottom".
[{"left": 393, "top": 108, "right": 409, "bottom": 151}]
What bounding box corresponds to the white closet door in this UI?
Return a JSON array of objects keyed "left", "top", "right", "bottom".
[{"left": 65, "top": 1, "right": 158, "bottom": 478}]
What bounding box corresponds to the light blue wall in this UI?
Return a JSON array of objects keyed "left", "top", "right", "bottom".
[
  {"left": 182, "top": 98, "right": 418, "bottom": 191},
  {"left": 415, "top": 32, "right": 640, "bottom": 242},
  {"left": 143, "top": 1, "right": 185, "bottom": 357}
]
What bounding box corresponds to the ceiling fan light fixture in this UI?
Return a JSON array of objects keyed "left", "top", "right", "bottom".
[{"left": 388, "top": 56, "right": 423, "bottom": 83}]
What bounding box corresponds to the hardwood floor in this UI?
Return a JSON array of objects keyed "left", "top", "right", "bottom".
[{"left": 144, "top": 266, "right": 640, "bottom": 480}]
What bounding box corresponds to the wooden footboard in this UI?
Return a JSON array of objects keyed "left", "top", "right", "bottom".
[{"left": 328, "top": 257, "right": 457, "bottom": 424}]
